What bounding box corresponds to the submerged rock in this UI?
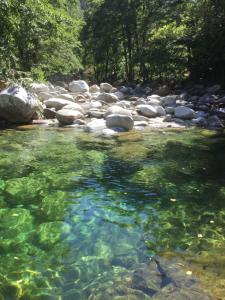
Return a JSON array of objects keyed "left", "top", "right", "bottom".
[
  {"left": 0, "top": 86, "right": 40, "bottom": 124},
  {"left": 85, "top": 119, "right": 106, "bottom": 132}
]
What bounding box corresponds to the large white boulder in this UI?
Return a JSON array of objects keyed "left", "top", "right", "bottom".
[
  {"left": 44, "top": 98, "right": 74, "bottom": 110},
  {"left": 174, "top": 106, "right": 196, "bottom": 120},
  {"left": 100, "top": 83, "right": 113, "bottom": 93},
  {"left": 68, "top": 80, "right": 89, "bottom": 93},
  {"left": 136, "top": 104, "right": 157, "bottom": 118},
  {"left": 0, "top": 86, "right": 40, "bottom": 123},
  {"left": 97, "top": 93, "right": 118, "bottom": 103},
  {"left": 106, "top": 114, "right": 134, "bottom": 131}
]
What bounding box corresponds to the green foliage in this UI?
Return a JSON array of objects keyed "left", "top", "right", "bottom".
[
  {"left": 82, "top": 0, "right": 225, "bottom": 84},
  {"left": 0, "top": 0, "right": 83, "bottom": 80}
]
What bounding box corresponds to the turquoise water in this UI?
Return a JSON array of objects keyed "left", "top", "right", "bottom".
[{"left": 0, "top": 127, "right": 225, "bottom": 299}]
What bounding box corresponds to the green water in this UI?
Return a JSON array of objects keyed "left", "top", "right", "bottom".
[{"left": 0, "top": 127, "right": 225, "bottom": 299}]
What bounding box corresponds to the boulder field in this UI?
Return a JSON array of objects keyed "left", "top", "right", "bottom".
[{"left": 0, "top": 80, "right": 224, "bottom": 134}]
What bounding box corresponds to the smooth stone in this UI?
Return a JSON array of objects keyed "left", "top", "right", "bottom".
[
  {"left": 68, "top": 80, "right": 89, "bottom": 93},
  {"left": 133, "top": 115, "right": 149, "bottom": 122},
  {"left": 163, "top": 115, "right": 172, "bottom": 122},
  {"left": 129, "top": 96, "right": 139, "bottom": 102},
  {"left": 56, "top": 109, "right": 84, "bottom": 125},
  {"left": 97, "top": 93, "right": 118, "bottom": 103},
  {"left": 100, "top": 82, "right": 113, "bottom": 93},
  {"left": 148, "top": 99, "right": 161, "bottom": 106},
  {"left": 195, "top": 111, "right": 209, "bottom": 118},
  {"left": 74, "top": 94, "right": 85, "bottom": 100},
  {"left": 106, "top": 114, "right": 134, "bottom": 131},
  {"left": 111, "top": 87, "right": 118, "bottom": 93},
  {"left": 173, "top": 118, "right": 186, "bottom": 124},
  {"left": 85, "top": 119, "right": 106, "bottom": 132},
  {"left": 207, "top": 115, "right": 224, "bottom": 128},
  {"left": 134, "top": 121, "right": 148, "bottom": 126},
  {"left": 198, "top": 105, "right": 209, "bottom": 111},
  {"left": 90, "top": 101, "right": 102, "bottom": 109},
  {"left": 55, "top": 93, "right": 74, "bottom": 101},
  {"left": 148, "top": 95, "right": 161, "bottom": 100},
  {"left": 156, "top": 106, "right": 166, "bottom": 116},
  {"left": 89, "top": 84, "right": 100, "bottom": 93},
  {"left": 165, "top": 107, "right": 175, "bottom": 114},
  {"left": 114, "top": 91, "right": 124, "bottom": 100},
  {"left": 161, "top": 95, "right": 178, "bottom": 106},
  {"left": 136, "top": 98, "right": 147, "bottom": 106},
  {"left": 105, "top": 106, "right": 132, "bottom": 118},
  {"left": 38, "top": 91, "right": 56, "bottom": 101},
  {"left": 136, "top": 104, "right": 157, "bottom": 117},
  {"left": 155, "top": 85, "right": 170, "bottom": 96},
  {"left": 174, "top": 106, "right": 195, "bottom": 120},
  {"left": 191, "top": 117, "right": 207, "bottom": 127},
  {"left": 117, "top": 100, "right": 131, "bottom": 108},
  {"left": 44, "top": 98, "right": 74, "bottom": 110},
  {"left": 30, "top": 82, "right": 51, "bottom": 93},
  {"left": 102, "top": 128, "right": 117, "bottom": 137},
  {"left": 88, "top": 110, "right": 104, "bottom": 118},
  {"left": 54, "top": 86, "right": 68, "bottom": 94},
  {"left": 62, "top": 103, "right": 85, "bottom": 114},
  {"left": 83, "top": 91, "right": 92, "bottom": 99},
  {"left": 176, "top": 100, "right": 188, "bottom": 106},
  {"left": 0, "top": 86, "right": 40, "bottom": 123},
  {"left": 43, "top": 108, "right": 56, "bottom": 119}
]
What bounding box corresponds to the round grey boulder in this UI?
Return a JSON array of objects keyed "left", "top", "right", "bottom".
[
  {"left": 174, "top": 106, "right": 196, "bottom": 120},
  {"left": 136, "top": 104, "right": 157, "bottom": 118},
  {"left": 106, "top": 114, "right": 134, "bottom": 131}
]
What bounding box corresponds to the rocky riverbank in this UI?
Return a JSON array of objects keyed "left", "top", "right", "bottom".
[{"left": 0, "top": 80, "right": 224, "bottom": 135}]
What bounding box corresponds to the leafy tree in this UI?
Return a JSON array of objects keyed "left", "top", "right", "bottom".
[{"left": 0, "top": 0, "right": 83, "bottom": 80}]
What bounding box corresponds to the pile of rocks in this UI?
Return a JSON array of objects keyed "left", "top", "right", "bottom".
[{"left": 0, "top": 80, "right": 224, "bottom": 134}]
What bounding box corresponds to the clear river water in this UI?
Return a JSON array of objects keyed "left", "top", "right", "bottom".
[{"left": 0, "top": 126, "right": 225, "bottom": 299}]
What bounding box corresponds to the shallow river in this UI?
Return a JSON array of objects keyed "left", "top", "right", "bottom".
[{"left": 0, "top": 126, "right": 225, "bottom": 299}]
